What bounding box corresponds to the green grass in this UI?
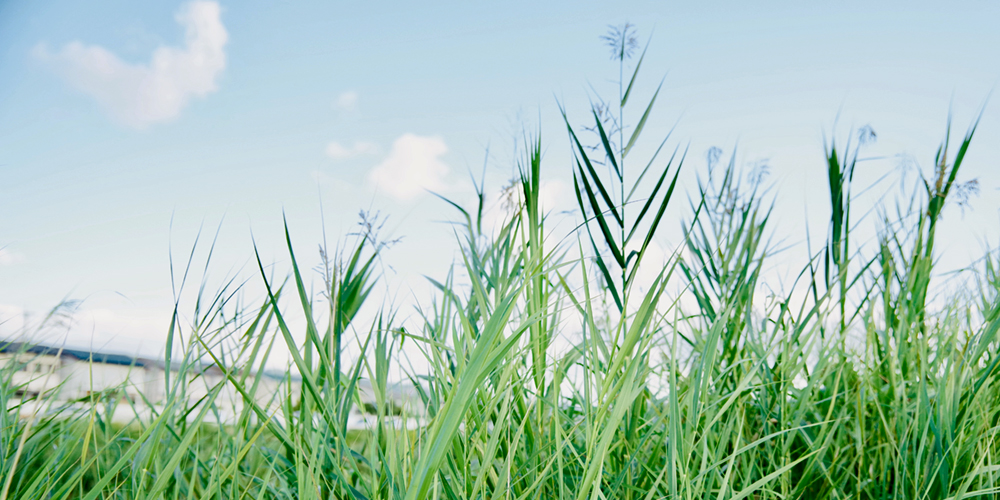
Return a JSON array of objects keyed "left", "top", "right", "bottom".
[{"left": 3, "top": 28, "right": 998, "bottom": 499}]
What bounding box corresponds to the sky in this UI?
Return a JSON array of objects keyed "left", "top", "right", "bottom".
[{"left": 1, "top": 0, "right": 999, "bottom": 364}]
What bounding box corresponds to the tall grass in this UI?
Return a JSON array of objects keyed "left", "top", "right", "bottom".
[{"left": 3, "top": 29, "right": 998, "bottom": 499}]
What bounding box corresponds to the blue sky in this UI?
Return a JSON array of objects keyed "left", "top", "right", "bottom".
[{"left": 1, "top": 0, "right": 999, "bottom": 358}]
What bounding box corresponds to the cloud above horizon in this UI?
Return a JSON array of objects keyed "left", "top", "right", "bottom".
[
  {"left": 0, "top": 249, "right": 23, "bottom": 266},
  {"left": 34, "top": 1, "right": 228, "bottom": 128},
  {"left": 334, "top": 91, "right": 359, "bottom": 112},
  {"left": 368, "top": 134, "right": 450, "bottom": 201}
]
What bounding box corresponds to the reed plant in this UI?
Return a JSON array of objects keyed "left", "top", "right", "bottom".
[{"left": 2, "top": 26, "right": 998, "bottom": 500}]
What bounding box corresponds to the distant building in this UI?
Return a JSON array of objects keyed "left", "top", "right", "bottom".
[{"left": 0, "top": 341, "right": 424, "bottom": 428}]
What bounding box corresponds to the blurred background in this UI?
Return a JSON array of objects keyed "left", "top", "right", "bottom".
[{"left": 1, "top": 0, "right": 998, "bottom": 366}]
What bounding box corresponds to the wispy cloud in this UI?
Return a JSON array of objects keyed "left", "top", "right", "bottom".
[
  {"left": 0, "top": 303, "right": 25, "bottom": 338},
  {"left": 0, "top": 249, "right": 23, "bottom": 266},
  {"left": 334, "top": 91, "right": 359, "bottom": 112},
  {"left": 34, "top": 1, "right": 228, "bottom": 128},
  {"left": 325, "top": 140, "right": 378, "bottom": 160},
  {"left": 368, "top": 133, "right": 450, "bottom": 201}
]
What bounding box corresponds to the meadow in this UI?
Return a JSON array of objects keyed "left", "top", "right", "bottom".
[{"left": 3, "top": 33, "right": 999, "bottom": 500}]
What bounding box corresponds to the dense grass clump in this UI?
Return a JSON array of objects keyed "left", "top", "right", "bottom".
[{"left": 3, "top": 32, "right": 998, "bottom": 500}]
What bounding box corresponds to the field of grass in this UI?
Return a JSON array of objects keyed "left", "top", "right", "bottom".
[{"left": 3, "top": 32, "right": 999, "bottom": 500}]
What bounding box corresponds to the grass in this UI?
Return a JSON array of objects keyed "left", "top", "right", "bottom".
[{"left": 2, "top": 27, "right": 998, "bottom": 499}]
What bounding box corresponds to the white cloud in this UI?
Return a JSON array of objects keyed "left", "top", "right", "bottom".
[
  {"left": 480, "top": 178, "right": 571, "bottom": 240},
  {"left": 325, "top": 140, "right": 378, "bottom": 160},
  {"left": 0, "top": 304, "right": 25, "bottom": 336},
  {"left": 334, "top": 91, "right": 359, "bottom": 112},
  {"left": 538, "top": 179, "right": 569, "bottom": 214},
  {"left": 0, "top": 249, "right": 23, "bottom": 266},
  {"left": 34, "top": 1, "right": 228, "bottom": 128},
  {"left": 71, "top": 307, "right": 168, "bottom": 353},
  {"left": 368, "top": 134, "right": 450, "bottom": 201}
]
